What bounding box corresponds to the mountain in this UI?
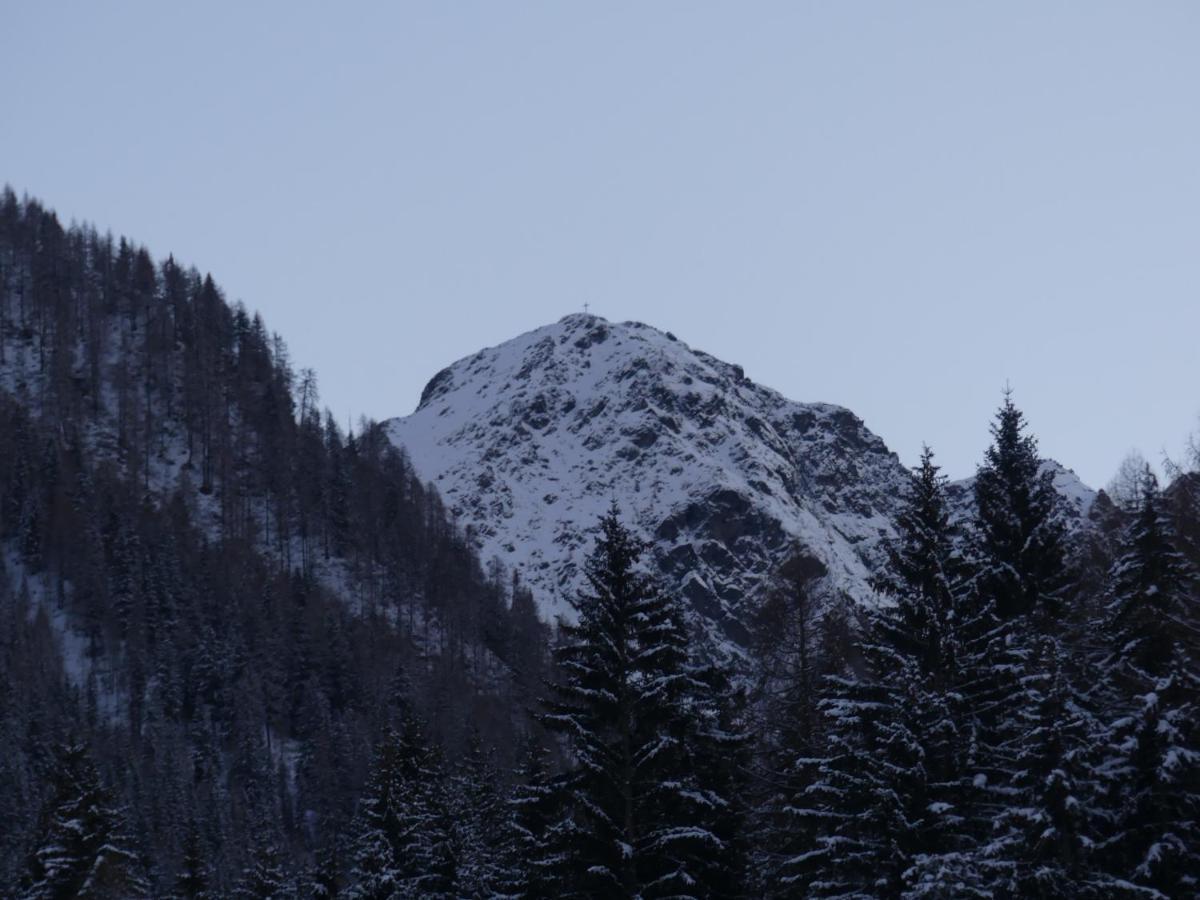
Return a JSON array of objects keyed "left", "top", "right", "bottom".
[
  {"left": 385, "top": 314, "right": 911, "bottom": 645},
  {"left": 386, "top": 315, "right": 1099, "bottom": 648}
]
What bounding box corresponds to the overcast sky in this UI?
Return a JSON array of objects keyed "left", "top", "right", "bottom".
[{"left": 5, "top": 2, "right": 1198, "bottom": 488}]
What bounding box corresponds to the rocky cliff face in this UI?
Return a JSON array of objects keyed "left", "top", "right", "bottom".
[{"left": 385, "top": 314, "right": 914, "bottom": 647}]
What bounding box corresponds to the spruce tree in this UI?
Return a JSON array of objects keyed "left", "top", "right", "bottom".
[
  {"left": 401, "top": 745, "right": 456, "bottom": 899},
  {"left": 1097, "top": 468, "right": 1200, "bottom": 896},
  {"left": 21, "top": 741, "right": 149, "bottom": 899},
  {"left": 541, "top": 503, "right": 744, "bottom": 898},
  {"left": 501, "top": 733, "right": 563, "bottom": 899},
  {"left": 348, "top": 722, "right": 415, "bottom": 899},
  {"left": 174, "top": 817, "right": 212, "bottom": 899},
  {"left": 983, "top": 635, "right": 1108, "bottom": 897},
  {"left": 449, "top": 731, "right": 507, "bottom": 897},
  {"left": 686, "top": 652, "right": 752, "bottom": 897},
  {"left": 793, "top": 448, "right": 992, "bottom": 897},
  {"left": 308, "top": 839, "right": 341, "bottom": 899},
  {"left": 883, "top": 449, "right": 996, "bottom": 898},
  {"left": 749, "top": 551, "right": 830, "bottom": 897},
  {"left": 972, "top": 391, "right": 1068, "bottom": 621},
  {"left": 347, "top": 715, "right": 455, "bottom": 899},
  {"left": 967, "top": 394, "right": 1103, "bottom": 895},
  {"left": 233, "top": 842, "right": 290, "bottom": 899}
]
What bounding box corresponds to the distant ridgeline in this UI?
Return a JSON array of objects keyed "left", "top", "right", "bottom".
[{"left": 1, "top": 188, "right": 1198, "bottom": 897}]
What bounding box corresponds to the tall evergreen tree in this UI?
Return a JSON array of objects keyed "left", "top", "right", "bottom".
[
  {"left": 347, "top": 714, "right": 455, "bottom": 899},
  {"left": 449, "top": 731, "right": 507, "bottom": 897},
  {"left": 308, "top": 840, "right": 342, "bottom": 900},
  {"left": 541, "top": 504, "right": 744, "bottom": 898},
  {"left": 1096, "top": 468, "right": 1200, "bottom": 897},
  {"left": 686, "top": 652, "right": 753, "bottom": 898},
  {"left": 972, "top": 391, "right": 1068, "bottom": 621},
  {"left": 233, "top": 842, "right": 290, "bottom": 900},
  {"left": 21, "top": 741, "right": 149, "bottom": 899},
  {"left": 749, "top": 551, "right": 830, "bottom": 897},
  {"left": 967, "top": 393, "right": 1104, "bottom": 895},
  {"left": 501, "top": 733, "right": 563, "bottom": 899},
  {"left": 174, "top": 817, "right": 212, "bottom": 899},
  {"left": 794, "top": 448, "right": 993, "bottom": 897},
  {"left": 983, "top": 634, "right": 1109, "bottom": 897}
]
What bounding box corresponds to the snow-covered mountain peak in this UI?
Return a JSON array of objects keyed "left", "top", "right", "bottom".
[
  {"left": 416, "top": 313, "right": 755, "bottom": 416},
  {"left": 386, "top": 315, "right": 910, "bottom": 643}
]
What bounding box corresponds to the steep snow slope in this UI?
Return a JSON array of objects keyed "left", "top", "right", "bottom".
[{"left": 385, "top": 314, "right": 912, "bottom": 643}]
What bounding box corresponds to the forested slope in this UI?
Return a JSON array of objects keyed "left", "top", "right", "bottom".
[{"left": 0, "top": 189, "right": 549, "bottom": 893}]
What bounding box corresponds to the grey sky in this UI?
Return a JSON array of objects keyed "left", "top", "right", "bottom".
[{"left": 5, "top": 2, "right": 1198, "bottom": 488}]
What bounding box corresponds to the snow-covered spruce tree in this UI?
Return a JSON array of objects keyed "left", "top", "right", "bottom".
[
  {"left": 307, "top": 839, "right": 342, "bottom": 900},
  {"left": 406, "top": 751, "right": 455, "bottom": 899},
  {"left": 500, "top": 733, "right": 565, "bottom": 899},
  {"left": 20, "top": 741, "right": 150, "bottom": 899},
  {"left": 687, "top": 648, "right": 753, "bottom": 898},
  {"left": 799, "top": 661, "right": 934, "bottom": 897},
  {"left": 972, "top": 391, "right": 1068, "bottom": 622},
  {"left": 983, "top": 634, "right": 1112, "bottom": 897},
  {"left": 174, "top": 816, "right": 213, "bottom": 899},
  {"left": 879, "top": 448, "right": 998, "bottom": 897},
  {"left": 791, "top": 447, "right": 991, "bottom": 898},
  {"left": 449, "top": 730, "right": 508, "bottom": 897},
  {"left": 748, "top": 551, "right": 834, "bottom": 897},
  {"left": 541, "top": 503, "right": 746, "bottom": 898},
  {"left": 232, "top": 841, "right": 291, "bottom": 899},
  {"left": 1096, "top": 467, "right": 1200, "bottom": 897},
  {"left": 967, "top": 395, "right": 1113, "bottom": 895},
  {"left": 347, "top": 714, "right": 455, "bottom": 899}
]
